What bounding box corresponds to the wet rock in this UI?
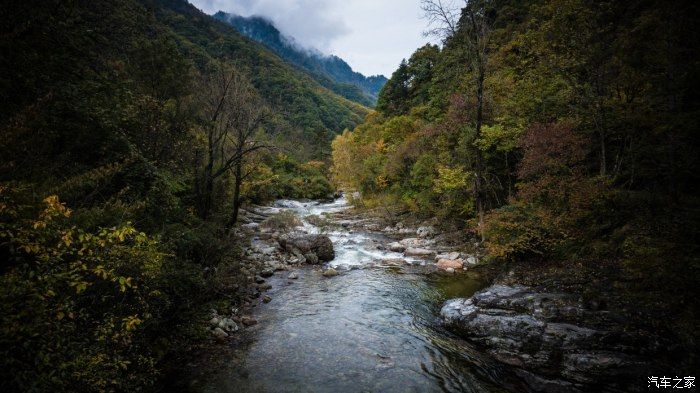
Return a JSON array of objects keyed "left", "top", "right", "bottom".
[
  {"left": 257, "top": 283, "right": 272, "bottom": 291},
  {"left": 288, "top": 272, "right": 299, "bottom": 279},
  {"left": 241, "top": 316, "right": 258, "bottom": 326},
  {"left": 404, "top": 247, "right": 436, "bottom": 257},
  {"left": 417, "top": 226, "right": 437, "bottom": 238},
  {"left": 465, "top": 255, "right": 478, "bottom": 266},
  {"left": 322, "top": 268, "right": 339, "bottom": 277},
  {"left": 440, "top": 284, "right": 657, "bottom": 392},
  {"left": 387, "top": 242, "right": 405, "bottom": 252},
  {"left": 263, "top": 295, "right": 272, "bottom": 303},
  {"left": 260, "top": 269, "right": 274, "bottom": 278},
  {"left": 254, "top": 276, "right": 265, "bottom": 284},
  {"left": 437, "top": 258, "right": 464, "bottom": 270},
  {"left": 445, "top": 267, "right": 455, "bottom": 274},
  {"left": 279, "top": 234, "right": 335, "bottom": 262}
]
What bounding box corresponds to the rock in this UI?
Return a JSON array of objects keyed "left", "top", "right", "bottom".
[
  {"left": 218, "top": 318, "right": 239, "bottom": 333},
  {"left": 288, "top": 272, "right": 299, "bottom": 279},
  {"left": 445, "top": 267, "right": 455, "bottom": 274},
  {"left": 212, "top": 327, "right": 228, "bottom": 340},
  {"left": 380, "top": 258, "right": 406, "bottom": 267},
  {"left": 209, "top": 317, "right": 220, "bottom": 327},
  {"left": 440, "top": 284, "right": 658, "bottom": 392},
  {"left": 241, "top": 316, "right": 258, "bottom": 326},
  {"left": 322, "top": 268, "right": 339, "bottom": 277},
  {"left": 263, "top": 295, "right": 272, "bottom": 303},
  {"left": 304, "top": 252, "right": 319, "bottom": 265},
  {"left": 437, "top": 258, "right": 464, "bottom": 270},
  {"left": 387, "top": 242, "right": 405, "bottom": 252},
  {"left": 404, "top": 247, "right": 436, "bottom": 257},
  {"left": 465, "top": 255, "right": 478, "bottom": 266},
  {"left": 260, "top": 269, "right": 274, "bottom": 278},
  {"left": 417, "top": 226, "right": 437, "bottom": 238},
  {"left": 279, "top": 234, "right": 335, "bottom": 262},
  {"left": 435, "top": 252, "right": 461, "bottom": 261},
  {"left": 254, "top": 276, "right": 265, "bottom": 284},
  {"left": 257, "top": 282, "right": 272, "bottom": 291},
  {"left": 399, "top": 237, "right": 422, "bottom": 247}
]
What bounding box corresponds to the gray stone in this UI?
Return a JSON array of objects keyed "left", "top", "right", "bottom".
[
  {"left": 440, "top": 284, "right": 656, "bottom": 392},
  {"left": 279, "top": 234, "right": 335, "bottom": 262},
  {"left": 404, "top": 247, "right": 436, "bottom": 257},
  {"left": 288, "top": 272, "right": 299, "bottom": 279}
]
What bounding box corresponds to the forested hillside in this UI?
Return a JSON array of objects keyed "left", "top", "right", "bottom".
[
  {"left": 214, "top": 12, "right": 388, "bottom": 106},
  {"left": 0, "top": 0, "right": 365, "bottom": 390},
  {"left": 332, "top": 0, "right": 699, "bottom": 371}
]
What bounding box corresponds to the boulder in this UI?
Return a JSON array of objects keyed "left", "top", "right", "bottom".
[
  {"left": 254, "top": 276, "right": 265, "bottom": 284},
  {"left": 279, "top": 234, "right": 335, "bottom": 262},
  {"left": 437, "top": 258, "right": 464, "bottom": 270},
  {"left": 440, "top": 284, "right": 659, "bottom": 392},
  {"left": 288, "top": 272, "right": 299, "bottom": 279},
  {"left": 387, "top": 242, "right": 406, "bottom": 252},
  {"left": 404, "top": 247, "right": 436, "bottom": 257}
]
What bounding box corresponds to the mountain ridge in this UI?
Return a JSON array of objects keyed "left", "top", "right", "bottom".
[{"left": 213, "top": 11, "right": 387, "bottom": 106}]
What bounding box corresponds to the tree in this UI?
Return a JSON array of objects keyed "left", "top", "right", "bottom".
[
  {"left": 422, "top": 0, "right": 493, "bottom": 240},
  {"left": 196, "top": 65, "right": 271, "bottom": 223}
]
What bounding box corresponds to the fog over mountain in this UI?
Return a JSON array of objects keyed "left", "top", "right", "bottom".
[{"left": 214, "top": 12, "right": 387, "bottom": 106}]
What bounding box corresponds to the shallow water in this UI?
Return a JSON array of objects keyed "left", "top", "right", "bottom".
[{"left": 191, "top": 198, "right": 526, "bottom": 393}]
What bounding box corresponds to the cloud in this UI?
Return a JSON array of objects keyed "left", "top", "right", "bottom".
[
  {"left": 191, "top": 0, "right": 351, "bottom": 52},
  {"left": 189, "top": 0, "right": 437, "bottom": 76}
]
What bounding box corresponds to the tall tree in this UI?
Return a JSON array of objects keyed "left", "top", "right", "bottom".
[
  {"left": 422, "top": 0, "right": 493, "bottom": 240},
  {"left": 196, "top": 66, "right": 270, "bottom": 221}
]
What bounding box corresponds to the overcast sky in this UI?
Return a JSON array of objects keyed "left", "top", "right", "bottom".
[{"left": 189, "top": 0, "right": 439, "bottom": 77}]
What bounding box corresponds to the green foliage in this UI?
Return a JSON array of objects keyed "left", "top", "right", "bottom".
[{"left": 0, "top": 189, "right": 164, "bottom": 391}]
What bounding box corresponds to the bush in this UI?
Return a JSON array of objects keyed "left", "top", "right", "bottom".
[
  {"left": 484, "top": 203, "right": 560, "bottom": 262},
  {"left": 0, "top": 187, "right": 167, "bottom": 392}
]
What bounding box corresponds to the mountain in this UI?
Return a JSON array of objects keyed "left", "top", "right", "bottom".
[{"left": 213, "top": 12, "right": 388, "bottom": 106}]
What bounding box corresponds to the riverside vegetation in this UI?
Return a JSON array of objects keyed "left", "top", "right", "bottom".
[
  {"left": 1, "top": 0, "right": 363, "bottom": 391},
  {"left": 1, "top": 0, "right": 699, "bottom": 392},
  {"left": 331, "top": 0, "right": 699, "bottom": 384}
]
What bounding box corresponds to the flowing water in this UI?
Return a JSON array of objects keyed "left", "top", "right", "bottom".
[{"left": 190, "top": 198, "right": 526, "bottom": 393}]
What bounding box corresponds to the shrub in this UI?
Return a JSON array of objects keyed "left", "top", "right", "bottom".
[{"left": 0, "top": 187, "right": 167, "bottom": 392}]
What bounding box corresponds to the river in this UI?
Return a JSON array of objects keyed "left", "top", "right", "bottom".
[{"left": 188, "top": 198, "right": 528, "bottom": 393}]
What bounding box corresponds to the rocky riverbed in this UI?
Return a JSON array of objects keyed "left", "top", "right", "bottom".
[{"left": 179, "top": 197, "right": 665, "bottom": 393}]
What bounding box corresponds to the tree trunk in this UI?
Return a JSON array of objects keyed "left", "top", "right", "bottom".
[{"left": 228, "top": 160, "right": 243, "bottom": 229}]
